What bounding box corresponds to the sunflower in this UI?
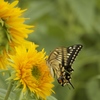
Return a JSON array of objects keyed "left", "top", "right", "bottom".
[
  {"left": 9, "top": 42, "right": 54, "bottom": 100},
  {"left": 0, "top": 0, "right": 33, "bottom": 69}
]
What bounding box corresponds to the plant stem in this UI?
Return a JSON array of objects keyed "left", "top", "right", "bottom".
[
  {"left": 19, "top": 90, "right": 23, "bottom": 100},
  {"left": 4, "top": 81, "right": 13, "bottom": 100}
]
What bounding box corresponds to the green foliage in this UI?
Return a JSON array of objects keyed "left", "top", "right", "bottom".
[
  {"left": 0, "top": 88, "right": 15, "bottom": 100},
  {"left": 1, "top": 0, "right": 100, "bottom": 100},
  {"left": 47, "top": 96, "right": 57, "bottom": 100}
]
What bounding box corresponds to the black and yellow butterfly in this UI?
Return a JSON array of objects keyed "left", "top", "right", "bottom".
[{"left": 46, "top": 44, "right": 83, "bottom": 88}]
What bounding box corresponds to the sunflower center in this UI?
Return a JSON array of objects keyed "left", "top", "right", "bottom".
[{"left": 32, "top": 66, "right": 41, "bottom": 79}]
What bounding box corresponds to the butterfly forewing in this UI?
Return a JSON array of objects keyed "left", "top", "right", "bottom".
[
  {"left": 66, "top": 45, "right": 83, "bottom": 67},
  {"left": 47, "top": 44, "right": 83, "bottom": 88},
  {"left": 47, "top": 48, "right": 63, "bottom": 78}
]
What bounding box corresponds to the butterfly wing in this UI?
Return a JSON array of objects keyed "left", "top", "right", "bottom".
[
  {"left": 46, "top": 48, "right": 63, "bottom": 78},
  {"left": 66, "top": 44, "right": 83, "bottom": 67},
  {"left": 58, "top": 44, "right": 83, "bottom": 87},
  {"left": 47, "top": 44, "right": 83, "bottom": 87}
]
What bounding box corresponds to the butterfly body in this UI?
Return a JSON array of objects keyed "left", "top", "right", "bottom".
[{"left": 46, "top": 44, "right": 83, "bottom": 88}]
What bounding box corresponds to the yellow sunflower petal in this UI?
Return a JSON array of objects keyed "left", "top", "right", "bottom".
[{"left": 0, "top": 0, "right": 33, "bottom": 69}]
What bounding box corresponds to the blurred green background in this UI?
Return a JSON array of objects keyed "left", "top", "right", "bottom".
[{"left": 1, "top": 0, "right": 100, "bottom": 100}]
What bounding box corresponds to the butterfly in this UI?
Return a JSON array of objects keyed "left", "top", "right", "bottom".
[{"left": 46, "top": 44, "right": 83, "bottom": 88}]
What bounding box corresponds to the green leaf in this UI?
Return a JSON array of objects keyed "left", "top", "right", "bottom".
[
  {"left": 24, "top": 1, "right": 54, "bottom": 23},
  {"left": 86, "top": 79, "right": 100, "bottom": 100},
  {"left": 67, "top": 0, "right": 95, "bottom": 32},
  {"left": 0, "top": 88, "right": 12, "bottom": 100},
  {"left": 47, "top": 96, "right": 57, "bottom": 100}
]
